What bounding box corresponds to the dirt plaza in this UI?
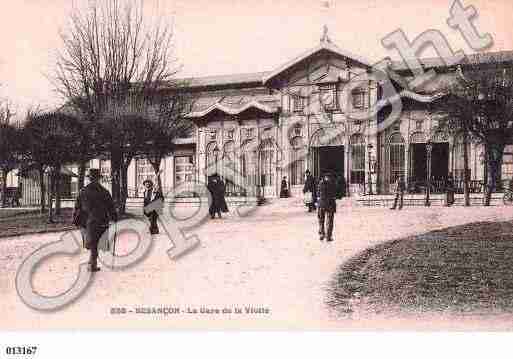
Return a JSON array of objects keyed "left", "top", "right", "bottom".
[{"left": 2, "top": 198, "right": 513, "bottom": 330}]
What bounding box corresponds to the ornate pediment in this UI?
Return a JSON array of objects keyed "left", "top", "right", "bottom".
[{"left": 263, "top": 40, "right": 371, "bottom": 88}]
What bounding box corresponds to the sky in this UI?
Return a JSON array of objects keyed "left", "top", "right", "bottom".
[{"left": 1, "top": 0, "right": 512, "bottom": 118}]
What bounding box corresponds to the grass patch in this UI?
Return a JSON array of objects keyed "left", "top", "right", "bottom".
[
  {"left": 0, "top": 208, "right": 39, "bottom": 219},
  {"left": 327, "top": 221, "right": 513, "bottom": 315},
  {"left": 0, "top": 208, "right": 76, "bottom": 238},
  {"left": 0, "top": 208, "right": 137, "bottom": 238}
]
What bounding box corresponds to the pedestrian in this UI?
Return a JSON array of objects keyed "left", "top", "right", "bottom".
[
  {"left": 317, "top": 171, "right": 337, "bottom": 242},
  {"left": 217, "top": 175, "right": 229, "bottom": 216},
  {"left": 72, "top": 168, "right": 117, "bottom": 272},
  {"left": 445, "top": 172, "right": 455, "bottom": 206},
  {"left": 390, "top": 176, "right": 405, "bottom": 210},
  {"left": 208, "top": 174, "right": 228, "bottom": 219},
  {"left": 280, "top": 176, "right": 289, "bottom": 198},
  {"left": 143, "top": 179, "right": 163, "bottom": 234},
  {"left": 303, "top": 169, "right": 317, "bottom": 212}
]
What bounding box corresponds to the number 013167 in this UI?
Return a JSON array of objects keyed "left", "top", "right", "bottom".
[{"left": 5, "top": 346, "right": 38, "bottom": 355}]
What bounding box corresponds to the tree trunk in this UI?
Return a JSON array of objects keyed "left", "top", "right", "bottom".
[
  {"left": 48, "top": 171, "right": 55, "bottom": 223},
  {"left": 1, "top": 169, "right": 8, "bottom": 208},
  {"left": 39, "top": 167, "right": 46, "bottom": 214},
  {"left": 462, "top": 132, "right": 470, "bottom": 206},
  {"left": 484, "top": 144, "right": 504, "bottom": 206},
  {"left": 77, "top": 160, "right": 87, "bottom": 191},
  {"left": 111, "top": 148, "right": 122, "bottom": 214},
  {"left": 55, "top": 172, "right": 62, "bottom": 215},
  {"left": 120, "top": 163, "right": 128, "bottom": 215},
  {"left": 119, "top": 155, "right": 133, "bottom": 215},
  {"left": 150, "top": 157, "right": 163, "bottom": 196}
]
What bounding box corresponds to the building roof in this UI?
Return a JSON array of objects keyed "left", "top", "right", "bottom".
[
  {"left": 390, "top": 50, "right": 513, "bottom": 72},
  {"left": 179, "top": 71, "right": 270, "bottom": 89},
  {"left": 186, "top": 99, "right": 277, "bottom": 119},
  {"left": 262, "top": 39, "right": 372, "bottom": 86},
  {"left": 173, "top": 138, "right": 196, "bottom": 145}
]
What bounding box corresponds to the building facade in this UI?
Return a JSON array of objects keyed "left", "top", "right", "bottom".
[{"left": 51, "top": 34, "right": 513, "bottom": 200}]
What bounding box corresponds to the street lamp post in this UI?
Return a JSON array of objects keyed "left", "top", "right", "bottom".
[
  {"left": 367, "top": 143, "right": 374, "bottom": 195},
  {"left": 425, "top": 140, "right": 433, "bottom": 206}
]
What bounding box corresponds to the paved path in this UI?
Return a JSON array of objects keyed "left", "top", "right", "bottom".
[{"left": 1, "top": 199, "right": 513, "bottom": 330}]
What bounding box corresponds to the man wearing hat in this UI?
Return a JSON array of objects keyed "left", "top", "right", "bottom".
[
  {"left": 317, "top": 171, "right": 337, "bottom": 242},
  {"left": 142, "top": 179, "right": 163, "bottom": 234},
  {"left": 73, "top": 168, "right": 117, "bottom": 272}
]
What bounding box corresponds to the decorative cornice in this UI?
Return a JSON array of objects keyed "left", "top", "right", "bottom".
[{"left": 186, "top": 100, "right": 277, "bottom": 119}]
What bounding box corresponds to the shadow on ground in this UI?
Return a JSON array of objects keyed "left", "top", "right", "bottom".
[{"left": 326, "top": 221, "right": 513, "bottom": 316}]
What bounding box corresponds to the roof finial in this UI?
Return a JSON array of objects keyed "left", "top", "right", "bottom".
[{"left": 321, "top": 24, "right": 331, "bottom": 43}]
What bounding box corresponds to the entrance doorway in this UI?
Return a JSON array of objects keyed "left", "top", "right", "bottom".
[
  {"left": 319, "top": 146, "right": 345, "bottom": 178},
  {"left": 432, "top": 143, "right": 449, "bottom": 180},
  {"left": 409, "top": 142, "right": 449, "bottom": 190},
  {"left": 410, "top": 143, "right": 427, "bottom": 183},
  {"left": 311, "top": 145, "right": 345, "bottom": 185}
]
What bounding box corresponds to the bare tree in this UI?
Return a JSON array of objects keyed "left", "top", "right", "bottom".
[
  {"left": 53, "top": 0, "right": 180, "bottom": 212},
  {"left": 435, "top": 54, "right": 513, "bottom": 206},
  {"left": 139, "top": 88, "right": 194, "bottom": 192}
]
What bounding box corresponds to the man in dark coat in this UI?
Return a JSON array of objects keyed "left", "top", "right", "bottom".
[
  {"left": 73, "top": 169, "right": 117, "bottom": 272},
  {"left": 390, "top": 176, "right": 405, "bottom": 210},
  {"left": 303, "top": 170, "right": 317, "bottom": 212},
  {"left": 143, "top": 179, "right": 163, "bottom": 234},
  {"left": 445, "top": 172, "right": 455, "bottom": 207},
  {"left": 207, "top": 174, "right": 228, "bottom": 219},
  {"left": 317, "top": 171, "right": 337, "bottom": 242},
  {"left": 280, "top": 176, "right": 289, "bottom": 198},
  {"left": 217, "top": 175, "right": 229, "bottom": 215}
]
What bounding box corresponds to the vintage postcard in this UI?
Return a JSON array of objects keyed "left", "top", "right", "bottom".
[{"left": 1, "top": 0, "right": 513, "bottom": 339}]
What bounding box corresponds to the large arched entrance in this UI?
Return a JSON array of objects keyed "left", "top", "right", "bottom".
[
  {"left": 259, "top": 138, "right": 277, "bottom": 197},
  {"left": 408, "top": 131, "right": 449, "bottom": 190},
  {"left": 309, "top": 127, "right": 345, "bottom": 180}
]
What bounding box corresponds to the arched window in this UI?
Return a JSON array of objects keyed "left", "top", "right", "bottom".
[
  {"left": 259, "top": 139, "right": 274, "bottom": 187},
  {"left": 240, "top": 140, "right": 257, "bottom": 194},
  {"left": 350, "top": 134, "right": 365, "bottom": 184},
  {"left": 222, "top": 141, "right": 236, "bottom": 194},
  {"left": 389, "top": 133, "right": 405, "bottom": 184},
  {"left": 453, "top": 135, "right": 470, "bottom": 181},
  {"left": 206, "top": 141, "right": 219, "bottom": 177},
  {"left": 290, "top": 136, "right": 305, "bottom": 185}
]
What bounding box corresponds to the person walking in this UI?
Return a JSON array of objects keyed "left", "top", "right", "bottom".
[
  {"left": 208, "top": 174, "right": 228, "bottom": 219},
  {"left": 445, "top": 172, "right": 455, "bottom": 207},
  {"left": 217, "top": 175, "right": 229, "bottom": 216},
  {"left": 303, "top": 170, "right": 317, "bottom": 212},
  {"left": 317, "top": 171, "right": 337, "bottom": 242},
  {"left": 390, "top": 176, "right": 405, "bottom": 210},
  {"left": 280, "top": 176, "right": 289, "bottom": 198},
  {"left": 72, "top": 168, "right": 117, "bottom": 272},
  {"left": 143, "top": 179, "right": 163, "bottom": 234}
]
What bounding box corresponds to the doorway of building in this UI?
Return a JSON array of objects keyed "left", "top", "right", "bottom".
[
  {"left": 316, "top": 146, "right": 344, "bottom": 178},
  {"left": 431, "top": 142, "right": 449, "bottom": 180},
  {"left": 410, "top": 142, "right": 449, "bottom": 191},
  {"left": 410, "top": 143, "right": 427, "bottom": 184}
]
